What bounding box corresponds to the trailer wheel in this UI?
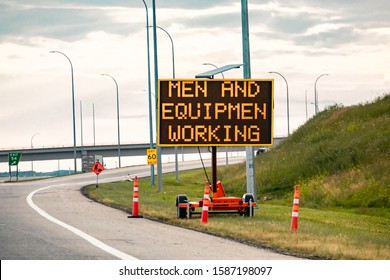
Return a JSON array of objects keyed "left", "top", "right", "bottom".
[
  {"left": 243, "top": 193, "right": 255, "bottom": 217},
  {"left": 176, "top": 194, "right": 188, "bottom": 219}
]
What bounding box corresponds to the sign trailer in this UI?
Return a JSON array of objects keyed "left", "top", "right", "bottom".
[{"left": 158, "top": 78, "right": 274, "bottom": 218}]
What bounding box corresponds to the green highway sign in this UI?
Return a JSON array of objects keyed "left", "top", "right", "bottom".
[{"left": 8, "top": 152, "right": 22, "bottom": 166}]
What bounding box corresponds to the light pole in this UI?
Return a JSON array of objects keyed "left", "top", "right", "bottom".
[
  {"left": 150, "top": 24, "right": 180, "bottom": 182},
  {"left": 79, "top": 100, "right": 85, "bottom": 172},
  {"left": 92, "top": 103, "right": 96, "bottom": 146},
  {"left": 151, "top": 0, "right": 163, "bottom": 192},
  {"left": 305, "top": 90, "right": 308, "bottom": 121},
  {"left": 314, "top": 74, "right": 329, "bottom": 114},
  {"left": 101, "top": 74, "right": 121, "bottom": 168},
  {"left": 241, "top": 0, "right": 256, "bottom": 201},
  {"left": 269, "top": 71, "right": 290, "bottom": 136},
  {"left": 50, "top": 50, "right": 77, "bottom": 173},
  {"left": 30, "top": 133, "right": 39, "bottom": 177},
  {"left": 80, "top": 100, "right": 84, "bottom": 149},
  {"left": 57, "top": 139, "right": 65, "bottom": 176},
  {"left": 150, "top": 25, "right": 175, "bottom": 79},
  {"left": 140, "top": 0, "right": 155, "bottom": 186}
]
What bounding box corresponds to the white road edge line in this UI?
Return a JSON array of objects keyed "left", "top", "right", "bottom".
[{"left": 26, "top": 184, "right": 138, "bottom": 260}]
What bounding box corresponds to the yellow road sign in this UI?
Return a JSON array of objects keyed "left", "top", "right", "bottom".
[{"left": 147, "top": 149, "right": 157, "bottom": 165}]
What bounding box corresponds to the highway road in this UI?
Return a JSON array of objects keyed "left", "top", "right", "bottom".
[{"left": 0, "top": 158, "right": 298, "bottom": 260}]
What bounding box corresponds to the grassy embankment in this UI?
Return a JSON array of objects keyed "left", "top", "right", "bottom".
[{"left": 85, "top": 94, "right": 390, "bottom": 259}]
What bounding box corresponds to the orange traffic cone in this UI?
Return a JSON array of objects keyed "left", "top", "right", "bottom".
[
  {"left": 201, "top": 182, "right": 211, "bottom": 224},
  {"left": 128, "top": 176, "right": 143, "bottom": 218},
  {"left": 290, "top": 185, "right": 300, "bottom": 231}
]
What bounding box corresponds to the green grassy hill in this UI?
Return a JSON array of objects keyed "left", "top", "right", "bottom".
[
  {"left": 85, "top": 93, "right": 390, "bottom": 259},
  {"left": 220, "top": 94, "right": 390, "bottom": 212}
]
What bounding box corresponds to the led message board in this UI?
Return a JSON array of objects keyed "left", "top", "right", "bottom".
[{"left": 158, "top": 79, "right": 273, "bottom": 146}]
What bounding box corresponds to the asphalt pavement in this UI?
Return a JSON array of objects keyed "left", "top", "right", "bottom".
[{"left": 0, "top": 158, "right": 299, "bottom": 260}]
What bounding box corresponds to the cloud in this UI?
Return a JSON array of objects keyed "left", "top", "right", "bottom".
[
  {"left": 0, "top": 1, "right": 252, "bottom": 45},
  {"left": 293, "top": 26, "right": 359, "bottom": 48},
  {"left": 154, "top": 0, "right": 237, "bottom": 9},
  {"left": 248, "top": 0, "right": 390, "bottom": 55},
  {"left": 173, "top": 11, "right": 241, "bottom": 30},
  {"left": 0, "top": 0, "right": 389, "bottom": 153},
  {"left": 0, "top": 1, "right": 141, "bottom": 43}
]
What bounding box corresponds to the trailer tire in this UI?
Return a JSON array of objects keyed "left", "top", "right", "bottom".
[
  {"left": 176, "top": 194, "right": 188, "bottom": 219},
  {"left": 243, "top": 193, "right": 255, "bottom": 217}
]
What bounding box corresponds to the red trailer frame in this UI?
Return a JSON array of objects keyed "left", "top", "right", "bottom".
[{"left": 176, "top": 181, "right": 256, "bottom": 218}]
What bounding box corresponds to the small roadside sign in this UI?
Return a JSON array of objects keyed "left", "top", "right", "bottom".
[
  {"left": 92, "top": 161, "right": 104, "bottom": 188},
  {"left": 147, "top": 148, "right": 157, "bottom": 165},
  {"left": 8, "top": 152, "right": 22, "bottom": 166},
  {"left": 92, "top": 161, "right": 104, "bottom": 175}
]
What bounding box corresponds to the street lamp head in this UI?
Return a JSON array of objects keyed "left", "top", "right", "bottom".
[
  {"left": 268, "top": 71, "right": 281, "bottom": 75},
  {"left": 203, "top": 62, "right": 218, "bottom": 67}
]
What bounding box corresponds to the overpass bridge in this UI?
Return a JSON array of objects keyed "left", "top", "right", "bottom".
[{"left": 0, "top": 138, "right": 285, "bottom": 164}]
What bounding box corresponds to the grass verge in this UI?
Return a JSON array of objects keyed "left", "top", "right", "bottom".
[{"left": 84, "top": 167, "right": 390, "bottom": 260}]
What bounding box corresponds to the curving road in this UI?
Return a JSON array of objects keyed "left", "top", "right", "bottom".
[{"left": 0, "top": 159, "right": 298, "bottom": 260}]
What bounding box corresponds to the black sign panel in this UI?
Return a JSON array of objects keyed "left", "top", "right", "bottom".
[{"left": 158, "top": 79, "right": 273, "bottom": 146}]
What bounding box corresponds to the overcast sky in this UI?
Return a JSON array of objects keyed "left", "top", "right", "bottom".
[{"left": 1, "top": 0, "right": 389, "bottom": 153}]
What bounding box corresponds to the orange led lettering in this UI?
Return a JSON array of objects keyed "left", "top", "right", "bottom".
[{"left": 168, "top": 80, "right": 207, "bottom": 97}]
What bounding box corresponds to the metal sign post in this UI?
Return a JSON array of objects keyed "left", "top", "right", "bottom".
[
  {"left": 92, "top": 161, "right": 104, "bottom": 187},
  {"left": 241, "top": 0, "right": 257, "bottom": 200}
]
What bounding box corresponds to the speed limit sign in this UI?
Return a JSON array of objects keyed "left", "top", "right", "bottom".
[{"left": 147, "top": 148, "right": 157, "bottom": 165}]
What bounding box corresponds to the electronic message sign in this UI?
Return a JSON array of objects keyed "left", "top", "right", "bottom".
[{"left": 158, "top": 79, "right": 273, "bottom": 146}]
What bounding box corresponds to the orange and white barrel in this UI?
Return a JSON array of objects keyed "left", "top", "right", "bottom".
[
  {"left": 201, "top": 183, "right": 211, "bottom": 224},
  {"left": 290, "top": 185, "right": 300, "bottom": 231}
]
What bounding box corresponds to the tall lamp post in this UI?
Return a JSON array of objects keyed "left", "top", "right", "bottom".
[
  {"left": 241, "top": 0, "right": 257, "bottom": 201},
  {"left": 314, "top": 74, "right": 329, "bottom": 114},
  {"left": 269, "top": 71, "right": 290, "bottom": 136},
  {"left": 30, "top": 133, "right": 39, "bottom": 177},
  {"left": 151, "top": 0, "right": 163, "bottom": 192},
  {"left": 92, "top": 103, "right": 96, "bottom": 146},
  {"left": 101, "top": 74, "right": 121, "bottom": 168},
  {"left": 150, "top": 24, "right": 179, "bottom": 182},
  {"left": 140, "top": 0, "right": 155, "bottom": 186},
  {"left": 50, "top": 51, "right": 77, "bottom": 173},
  {"left": 150, "top": 26, "right": 175, "bottom": 78}
]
